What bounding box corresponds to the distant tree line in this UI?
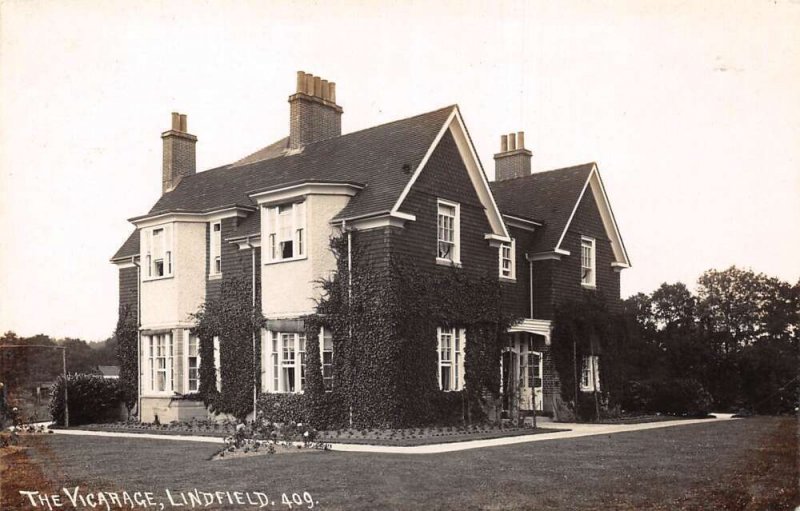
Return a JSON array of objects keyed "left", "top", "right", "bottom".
[
  {"left": 0, "top": 332, "right": 118, "bottom": 389},
  {"left": 623, "top": 266, "right": 798, "bottom": 414}
]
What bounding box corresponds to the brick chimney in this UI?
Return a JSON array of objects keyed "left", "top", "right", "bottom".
[
  {"left": 493, "top": 131, "right": 532, "bottom": 181},
  {"left": 161, "top": 112, "right": 197, "bottom": 193},
  {"left": 288, "top": 71, "right": 343, "bottom": 148}
]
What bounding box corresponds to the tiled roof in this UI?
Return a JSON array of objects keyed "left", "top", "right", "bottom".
[
  {"left": 490, "top": 163, "right": 595, "bottom": 253},
  {"left": 111, "top": 229, "right": 140, "bottom": 261},
  {"left": 112, "top": 105, "right": 455, "bottom": 259}
]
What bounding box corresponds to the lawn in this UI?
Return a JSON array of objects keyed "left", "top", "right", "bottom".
[{"left": 2, "top": 417, "right": 797, "bottom": 510}]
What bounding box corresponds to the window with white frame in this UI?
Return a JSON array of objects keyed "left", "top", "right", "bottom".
[
  {"left": 213, "top": 336, "right": 221, "bottom": 391},
  {"left": 265, "top": 202, "right": 306, "bottom": 262},
  {"left": 186, "top": 335, "right": 200, "bottom": 393},
  {"left": 437, "top": 327, "right": 466, "bottom": 391},
  {"left": 144, "top": 225, "right": 173, "bottom": 279},
  {"left": 264, "top": 331, "right": 307, "bottom": 392},
  {"left": 499, "top": 239, "right": 516, "bottom": 279},
  {"left": 145, "top": 333, "right": 173, "bottom": 393},
  {"left": 580, "top": 355, "right": 600, "bottom": 392},
  {"left": 581, "top": 237, "right": 596, "bottom": 287},
  {"left": 321, "top": 328, "right": 334, "bottom": 391},
  {"left": 437, "top": 200, "right": 460, "bottom": 264},
  {"left": 210, "top": 222, "right": 222, "bottom": 276}
]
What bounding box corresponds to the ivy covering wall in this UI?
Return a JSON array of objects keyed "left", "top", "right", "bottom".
[
  {"left": 192, "top": 278, "right": 263, "bottom": 421},
  {"left": 114, "top": 304, "right": 138, "bottom": 414}
]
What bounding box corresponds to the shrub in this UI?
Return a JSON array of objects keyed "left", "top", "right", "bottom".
[
  {"left": 50, "top": 374, "right": 122, "bottom": 426},
  {"left": 622, "top": 378, "right": 712, "bottom": 417}
]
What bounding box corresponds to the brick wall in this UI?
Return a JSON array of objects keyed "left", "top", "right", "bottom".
[
  {"left": 289, "top": 95, "right": 342, "bottom": 148},
  {"left": 551, "top": 189, "right": 622, "bottom": 312},
  {"left": 205, "top": 216, "right": 261, "bottom": 306},
  {"left": 161, "top": 132, "right": 196, "bottom": 193}
]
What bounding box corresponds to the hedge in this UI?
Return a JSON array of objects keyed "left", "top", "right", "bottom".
[
  {"left": 622, "top": 378, "right": 713, "bottom": 417},
  {"left": 50, "top": 374, "right": 123, "bottom": 426}
]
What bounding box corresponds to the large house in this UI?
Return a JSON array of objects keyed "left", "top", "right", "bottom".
[{"left": 111, "top": 71, "right": 630, "bottom": 423}]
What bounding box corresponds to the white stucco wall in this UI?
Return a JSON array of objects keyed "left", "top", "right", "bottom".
[
  {"left": 140, "top": 221, "right": 206, "bottom": 328},
  {"left": 261, "top": 194, "right": 347, "bottom": 318}
]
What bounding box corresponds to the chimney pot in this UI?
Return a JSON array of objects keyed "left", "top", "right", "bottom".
[
  {"left": 313, "top": 76, "right": 322, "bottom": 97},
  {"left": 328, "top": 82, "right": 336, "bottom": 103},
  {"left": 517, "top": 131, "right": 525, "bottom": 150},
  {"left": 179, "top": 114, "right": 187, "bottom": 132},
  {"left": 296, "top": 71, "right": 306, "bottom": 93},
  {"left": 321, "top": 79, "right": 329, "bottom": 101},
  {"left": 500, "top": 135, "right": 508, "bottom": 152},
  {"left": 508, "top": 133, "right": 516, "bottom": 151},
  {"left": 305, "top": 73, "right": 315, "bottom": 95},
  {"left": 493, "top": 129, "right": 532, "bottom": 181},
  {"left": 171, "top": 112, "right": 181, "bottom": 131}
]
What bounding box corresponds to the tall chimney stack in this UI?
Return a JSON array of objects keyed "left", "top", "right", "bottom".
[
  {"left": 288, "top": 71, "right": 343, "bottom": 148},
  {"left": 161, "top": 112, "right": 197, "bottom": 193},
  {"left": 493, "top": 131, "right": 532, "bottom": 181}
]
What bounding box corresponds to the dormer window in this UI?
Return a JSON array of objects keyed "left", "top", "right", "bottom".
[
  {"left": 581, "top": 237, "right": 596, "bottom": 287},
  {"left": 144, "top": 225, "right": 173, "bottom": 280},
  {"left": 437, "top": 199, "right": 460, "bottom": 265},
  {"left": 265, "top": 201, "right": 306, "bottom": 263},
  {"left": 210, "top": 222, "right": 222, "bottom": 276}
]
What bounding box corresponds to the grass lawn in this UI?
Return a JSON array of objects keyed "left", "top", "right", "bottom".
[{"left": 2, "top": 417, "right": 796, "bottom": 510}]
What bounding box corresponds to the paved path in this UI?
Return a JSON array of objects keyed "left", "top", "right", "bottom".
[{"left": 42, "top": 414, "right": 736, "bottom": 454}]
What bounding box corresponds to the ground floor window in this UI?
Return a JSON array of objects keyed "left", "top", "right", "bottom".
[
  {"left": 145, "top": 333, "right": 173, "bottom": 393},
  {"left": 213, "top": 336, "right": 221, "bottom": 392},
  {"left": 321, "top": 327, "right": 334, "bottom": 391},
  {"left": 264, "top": 331, "right": 306, "bottom": 393},
  {"left": 437, "top": 327, "right": 466, "bottom": 391},
  {"left": 186, "top": 334, "right": 200, "bottom": 393},
  {"left": 580, "top": 355, "right": 600, "bottom": 392}
]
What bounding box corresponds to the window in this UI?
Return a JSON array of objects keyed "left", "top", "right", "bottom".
[
  {"left": 145, "top": 333, "right": 173, "bottom": 393},
  {"left": 210, "top": 222, "right": 222, "bottom": 276},
  {"left": 321, "top": 328, "right": 334, "bottom": 391},
  {"left": 581, "top": 237, "right": 596, "bottom": 287},
  {"left": 213, "top": 336, "right": 221, "bottom": 391},
  {"left": 144, "top": 225, "right": 173, "bottom": 279},
  {"left": 499, "top": 239, "right": 516, "bottom": 279},
  {"left": 265, "top": 202, "right": 306, "bottom": 262},
  {"left": 265, "top": 331, "right": 307, "bottom": 392},
  {"left": 437, "top": 200, "right": 460, "bottom": 264},
  {"left": 186, "top": 335, "right": 200, "bottom": 393},
  {"left": 580, "top": 355, "right": 600, "bottom": 392},
  {"left": 437, "top": 327, "right": 465, "bottom": 391}
]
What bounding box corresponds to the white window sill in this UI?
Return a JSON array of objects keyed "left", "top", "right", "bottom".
[
  {"left": 581, "top": 283, "right": 597, "bottom": 289},
  {"left": 580, "top": 388, "right": 599, "bottom": 393},
  {"left": 264, "top": 255, "right": 308, "bottom": 266},
  {"left": 143, "top": 275, "right": 174, "bottom": 283},
  {"left": 436, "top": 257, "right": 462, "bottom": 268},
  {"left": 499, "top": 276, "right": 517, "bottom": 283},
  {"left": 208, "top": 273, "right": 222, "bottom": 281},
  {"left": 141, "top": 392, "right": 176, "bottom": 398}
]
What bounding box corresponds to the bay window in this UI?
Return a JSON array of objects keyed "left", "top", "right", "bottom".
[
  {"left": 265, "top": 201, "right": 306, "bottom": 263},
  {"left": 144, "top": 224, "right": 173, "bottom": 279},
  {"left": 210, "top": 222, "right": 222, "bottom": 276},
  {"left": 145, "top": 333, "right": 173, "bottom": 394},
  {"left": 437, "top": 327, "right": 466, "bottom": 391}
]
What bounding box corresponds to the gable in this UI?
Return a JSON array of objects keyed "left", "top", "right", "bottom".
[
  {"left": 555, "top": 165, "right": 630, "bottom": 267},
  {"left": 392, "top": 107, "right": 509, "bottom": 239}
]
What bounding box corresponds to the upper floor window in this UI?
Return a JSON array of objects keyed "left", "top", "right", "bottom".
[
  {"left": 499, "top": 239, "right": 516, "bottom": 279},
  {"left": 144, "top": 225, "right": 173, "bottom": 279},
  {"left": 581, "top": 237, "right": 596, "bottom": 287},
  {"left": 210, "top": 222, "right": 222, "bottom": 276},
  {"left": 265, "top": 202, "right": 306, "bottom": 263},
  {"left": 580, "top": 355, "right": 600, "bottom": 392},
  {"left": 437, "top": 327, "right": 466, "bottom": 391},
  {"left": 437, "top": 199, "right": 460, "bottom": 264}
]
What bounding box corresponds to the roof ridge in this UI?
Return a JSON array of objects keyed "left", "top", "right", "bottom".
[{"left": 490, "top": 162, "right": 596, "bottom": 186}]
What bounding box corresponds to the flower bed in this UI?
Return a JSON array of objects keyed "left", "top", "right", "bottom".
[{"left": 315, "top": 424, "right": 565, "bottom": 447}]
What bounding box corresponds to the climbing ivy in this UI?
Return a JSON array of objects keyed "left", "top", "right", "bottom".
[
  {"left": 114, "top": 304, "right": 138, "bottom": 414},
  {"left": 313, "top": 231, "right": 519, "bottom": 428},
  {"left": 191, "top": 277, "right": 264, "bottom": 421}
]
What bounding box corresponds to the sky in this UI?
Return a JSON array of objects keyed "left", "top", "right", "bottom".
[{"left": 1, "top": 0, "right": 798, "bottom": 341}]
